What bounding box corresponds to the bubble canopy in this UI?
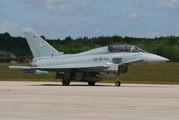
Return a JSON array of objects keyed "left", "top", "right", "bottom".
[{"left": 108, "top": 45, "right": 146, "bottom": 53}]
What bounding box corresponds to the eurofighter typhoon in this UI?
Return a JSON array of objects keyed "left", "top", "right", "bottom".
[{"left": 9, "top": 28, "right": 169, "bottom": 86}]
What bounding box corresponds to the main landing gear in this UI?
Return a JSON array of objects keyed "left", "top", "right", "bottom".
[
  {"left": 59, "top": 70, "right": 97, "bottom": 86},
  {"left": 62, "top": 79, "right": 70, "bottom": 86},
  {"left": 88, "top": 82, "right": 96, "bottom": 86},
  {"left": 115, "top": 73, "right": 121, "bottom": 87},
  {"left": 62, "top": 70, "right": 71, "bottom": 86}
]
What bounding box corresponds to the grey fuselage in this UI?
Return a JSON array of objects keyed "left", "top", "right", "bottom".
[{"left": 32, "top": 45, "right": 148, "bottom": 73}]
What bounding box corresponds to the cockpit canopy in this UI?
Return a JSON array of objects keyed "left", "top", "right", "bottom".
[{"left": 108, "top": 45, "right": 146, "bottom": 53}]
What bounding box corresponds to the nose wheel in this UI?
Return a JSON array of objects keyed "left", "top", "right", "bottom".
[
  {"left": 115, "top": 81, "right": 121, "bottom": 86},
  {"left": 115, "top": 73, "right": 121, "bottom": 87}
]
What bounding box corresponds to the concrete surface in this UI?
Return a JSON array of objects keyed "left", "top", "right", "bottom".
[{"left": 0, "top": 81, "right": 179, "bottom": 120}]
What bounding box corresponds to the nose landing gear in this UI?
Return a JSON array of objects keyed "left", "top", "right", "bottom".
[{"left": 115, "top": 73, "right": 121, "bottom": 87}]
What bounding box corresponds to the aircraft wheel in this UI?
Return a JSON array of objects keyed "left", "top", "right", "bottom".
[
  {"left": 62, "top": 79, "right": 70, "bottom": 86},
  {"left": 115, "top": 81, "right": 121, "bottom": 87},
  {"left": 88, "top": 82, "right": 95, "bottom": 86}
]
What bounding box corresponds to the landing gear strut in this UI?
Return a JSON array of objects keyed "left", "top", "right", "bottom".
[{"left": 115, "top": 73, "right": 121, "bottom": 87}]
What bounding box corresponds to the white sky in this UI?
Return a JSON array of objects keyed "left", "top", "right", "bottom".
[{"left": 0, "top": 0, "right": 179, "bottom": 39}]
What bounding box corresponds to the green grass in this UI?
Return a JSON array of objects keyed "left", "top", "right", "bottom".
[{"left": 1, "top": 63, "right": 179, "bottom": 84}]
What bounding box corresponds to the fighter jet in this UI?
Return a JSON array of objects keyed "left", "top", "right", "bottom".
[{"left": 9, "top": 28, "right": 169, "bottom": 86}]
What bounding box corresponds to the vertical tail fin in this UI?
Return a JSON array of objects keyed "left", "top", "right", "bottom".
[{"left": 23, "top": 28, "right": 60, "bottom": 58}]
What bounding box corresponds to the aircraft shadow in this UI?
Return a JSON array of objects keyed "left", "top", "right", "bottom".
[
  {"left": 31, "top": 84, "right": 114, "bottom": 87},
  {"left": 121, "top": 85, "right": 158, "bottom": 88},
  {"left": 30, "top": 83, "right": 157, "bottom": 87}
]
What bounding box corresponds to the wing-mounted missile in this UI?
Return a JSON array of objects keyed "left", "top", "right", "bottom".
[{"left": 23, "top": 70, "right": 50, "bottom": 75}]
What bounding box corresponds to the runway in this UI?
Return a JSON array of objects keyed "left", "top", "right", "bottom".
[{"left": 0, "top": 81, "right": 179, "bottom": 120}]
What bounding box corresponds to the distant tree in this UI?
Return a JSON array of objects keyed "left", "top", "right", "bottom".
[
  {"left": 65, "top": 36, "right": 72, "bottom": 42},
  {"left": 4, "top": 32, "right": 10, "bottom": 37},
  {"left": 40, "top": 35, "right": 46, "bottom": 40}
]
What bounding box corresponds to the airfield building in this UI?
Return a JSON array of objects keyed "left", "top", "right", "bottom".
[{"left": 0, "top": 51, "right": 17, "bottom": 63}]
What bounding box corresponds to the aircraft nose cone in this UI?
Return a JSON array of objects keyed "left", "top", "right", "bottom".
[{"left": 147, "top": 53, "right": 170, "bottom": 64}]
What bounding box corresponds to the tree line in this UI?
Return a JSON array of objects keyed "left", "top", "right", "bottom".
[{"left": 0, "top": 32, "right": 179, "bottom": 62}]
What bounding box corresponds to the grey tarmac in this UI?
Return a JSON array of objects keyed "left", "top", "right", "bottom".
[{"left": 0, "top": 81, "right": 179, "bottom": 120}]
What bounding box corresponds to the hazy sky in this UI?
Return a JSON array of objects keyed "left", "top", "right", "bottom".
[{"left": 0, "top": 0, "right": 179, "bottom": 39}]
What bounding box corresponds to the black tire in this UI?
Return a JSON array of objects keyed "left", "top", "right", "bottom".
[
  {"left": 88, "top": 82, "right": 95, "bottom": 86},
  {"left": 115, "top": 81, "right": 121, "bottom": 87},
  {"left": 62, "top": 79, "right": 70, "bottom": 86}
]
